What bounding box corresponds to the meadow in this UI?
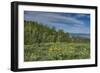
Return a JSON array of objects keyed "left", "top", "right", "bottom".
[{"left": 24, "top": 42, "right": 90, "bottom": 61}]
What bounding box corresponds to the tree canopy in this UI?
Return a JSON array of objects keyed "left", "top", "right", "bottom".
[{"left": 24, "top": 21, "right": 70, "bottom": 45}]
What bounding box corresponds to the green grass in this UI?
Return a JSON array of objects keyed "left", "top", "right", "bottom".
[{"left": 24, "top": 42, "right": 90, "bottom": 61}]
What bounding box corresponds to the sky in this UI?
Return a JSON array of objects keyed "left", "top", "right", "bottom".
[{"left": 24, "top": 11, "right": 90, "bottom": 34}]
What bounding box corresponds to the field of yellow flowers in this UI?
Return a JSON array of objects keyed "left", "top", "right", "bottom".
[{"left": 24, "top": 42, "right": 90, "bottom": 61}]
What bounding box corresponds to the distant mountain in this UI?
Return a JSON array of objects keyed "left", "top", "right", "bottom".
[{"left": 70, "top": 33, "right": 90, "bottom": 39}]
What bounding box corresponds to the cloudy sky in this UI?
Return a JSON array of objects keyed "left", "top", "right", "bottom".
[{"left": 24, "top": 11, "right": 90, "bottom": 34}]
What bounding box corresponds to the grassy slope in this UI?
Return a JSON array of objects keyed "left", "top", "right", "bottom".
[{"left": 24, "top": 21, "right": 90, "bottom": 61}]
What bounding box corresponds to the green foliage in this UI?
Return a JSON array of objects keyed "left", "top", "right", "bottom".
[
  {"left": 24, "top": 21, "right": 71, "bottom": 44},
  {"left": 24, "top": 21, "right": 90, "bottom": 61}
]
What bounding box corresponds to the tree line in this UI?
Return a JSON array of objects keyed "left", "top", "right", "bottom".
[{"left": 24, "top": 21, "right": 89, "bottom": 45}]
